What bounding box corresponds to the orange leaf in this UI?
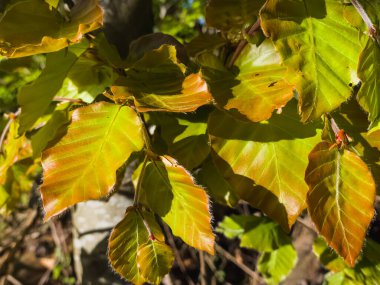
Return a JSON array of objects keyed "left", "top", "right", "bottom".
[
  {"left": 305, "top": 141, "right": 375, "bottom": 266},
  {"left": 41, "top": 102, "right": 144, "bottom": 220}
]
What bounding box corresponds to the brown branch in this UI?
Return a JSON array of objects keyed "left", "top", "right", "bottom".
[
  {"left": 199, "top": 251, "right": 207, "bottom": 285},
  {"left": 227, "top": 19, "right": 261, "bottom": 68},
  {"left": 53, "top": 97, "right": 85, "bottom": 104},
  {"left": 215, "top": 244, "right": 261, "bottom": 282}
]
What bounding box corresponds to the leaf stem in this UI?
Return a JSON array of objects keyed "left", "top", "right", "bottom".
[
  {"left": 0, "top": 109, "right": 20, "bottom": 155},
  {"left": 350, "top": 0, "right": 379, "bottom": 43},
  {"left": 133, "top": 154, "right": 149, "bottom": 206},
  {"left": 227, "top": 19, "right": 261, "bottom": 68},
  {"left": 136, "top": 111, "right": 153, "bottom": 152}
]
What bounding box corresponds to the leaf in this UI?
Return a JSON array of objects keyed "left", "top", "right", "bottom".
[
  {"left": 261, "top": 0, "right": 361, "bottom": 122},
  {"left": 148, "top": 113, "right": 210, "bottom": 169},
  {"left": 357, "top": 39, "right": 380, "bottom": 127},
  {"left": 313, "top": 237, "right": 347, "bottom": 273},
  {"left": 113, "top": 72, "right": 213, "bottom": 113},
  {"left": 195, "top": 156, "right": 238, "bottom": 207},
  {"left": 217, "top": 215, "right": 291, "bottom": 252},
  {"left": 200, "top": 40, "right": 294, "bottom": 122},
  {"left": 109, "top": 207, "right": 173, "bottom": 285},
  {"left": 315, "top": 237, "right": 380, "bottom": 284},
  {"left": 31, "top": 107, "right": 70, "bottom": 158},
  {"left": 205, "top": 0, "right": 265, "bottom": 32},
  {"left": 257, "top": 244, "right": 297, "bottom": 285},
  {"left": 208, "top": 100, "right": 322, "bottom": 231},
  {"left": 186, "top": 33, "right": 227, "bottom": 57},
  {"left": 17, "top": 41, "right": 88, "bottom": 134},
  {"left": 0, "top": 120, "right": 32, "bottom": 185},
  {"left": 54, "top": 53, "right": 116, "bottom": 103},
  {"left": 137, "top": 240, "right": 174, "bottom": 284},
  {"left": 0, "top": 0, "right": 103, "bottom": 58},
  {"left": 41, "top": 102, "right": 144, "bottom": 220},
  {"left": 305, "top": 141, "right": 376, "bottom": 266},
  {"left": 134, "top": 155, "right": 215, "bottom": 254}
]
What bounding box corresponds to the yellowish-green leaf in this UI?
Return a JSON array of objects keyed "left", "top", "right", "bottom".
[
  {"left": 305, "top": 141, "right": 375, "bottom": 266},
  {"left": 313, "top": 237, "right": 346, "bottom": 273},
  {"left": 258, "top": 244, "right": 297, "bottom": 285},
  {"left": 109, "top": 207, "right": 172, "bottom": 285},
  {"left": 0, "top": 0, "right": 103, "bottom": 58},
  {"left": 357, "top": 39, "right": 380, "bottom": 127},
  {"left": 0, "top": 120, "right": 32, "bottom": 185},
  {"left": 208, "top": 100, "right": 322, "bottom": 231},
  {"left": 18, "top": 41, "right": 88, "bottom": 134},
  {"left": 41, "top": 102, "right": 144, "bottom": 220},
  {"left": 137, "top": 240, "right": 174, "bottom": 285},
  {"left": 261, "top": 0, "right": 360, "bottom": 122},
  {"left": 134, "top": 156, "right": 215, "bottom": 254},
  {"left": 201, "top": 40, "right": 294, "bottom": 122}
]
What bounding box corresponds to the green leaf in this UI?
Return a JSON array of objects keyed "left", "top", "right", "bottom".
[
  {"left": 305, "top": 141, "right": 376, "bottom": 266},
  {"left": 17, "top": 41, "right": 88, "bottom": 134},
  {"left": 134, "top": 155, "right": 215, "bottom": 254},
  {"left": 217, "top": 215, "right": 291, "bottom": 252},
  {"left": 195, "top": 156, "right": 238, "bottom": 207},
  {"left": 109, "top": 207, "right": 173, "bottom": 285},
  {"left": 0, "top": 0, "right": 103, "bottom": 58},
  {"left": 186, "top": 33, "right": 227, "bottom": 57},
  {"left": 41, "top": 102, "right": 144, "bottom": 220},
  {"left": 137, "top": 240, "right": 174, "bottom": 285},
  {"left": 208, "top": 100, "right": 322, "bottom": 231},
  {"left": 31, "top": 106, "right": 70, "bottom": 158},
  {"left": 148, "top": 113, "right": 210, "bottom": 169},
  {"left": 357, "top": 39, "right": 380, "bottom": 127},
  {"left": 54, "top": 53, "right": 116, "bottom": 103},
  {"left": 201, "top": 40, "right": 294, "bottom": 122},
  {"left": 205, "top": 0, "right": 265, "bottom": 32},
  {"left": 261, "top": 0, "right": 361, "bottom": 122},
  {"left": 258, "top": 244, "right": 297, "bottom": 285}
]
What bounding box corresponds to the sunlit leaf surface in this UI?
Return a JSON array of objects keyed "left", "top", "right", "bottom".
[
  {"left": 209, "top": 100, "right": 321, "bottom": 230},
  {"left": 41, "top": 102, "right": 144, "bottom": 220},
  {"left": 134, "top": 156, "right": 215, "bottom": 254},
  {"left": 305, "top": 141, "right": 375, "bottom": 266},
  {"left": 261, "top": 0, "right": 360, "bottom": 121},
  {"left": 0, "top": 0, "right": 103, "bottom": 58},
  {"left": 109, "top": 207, "right": 173, "bottom": 285}
]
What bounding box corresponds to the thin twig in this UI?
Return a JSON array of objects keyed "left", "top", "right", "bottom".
[
  {"left": 215, "top": 244, "right": 261, "bottom": 282},
  {"left": 227, "top": 19, "right": 261, "bottom": 68},
  {"left": 351, "top": 0, "right": 379, "bottom": 42},
  {"left": 163, "top": 224, "right": 195, "bottom": 285},
  {"left": 6, "top": 275, "right": 22, "bottom": 285},
  {"left": 199, "top": 251, "right": 207, "bottom": 285},
  {"left": 0, "top": 109, "right": 20, "bottom": 154}
]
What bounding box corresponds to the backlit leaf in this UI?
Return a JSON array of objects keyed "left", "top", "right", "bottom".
[
  {"left": 357, "top": 39, "right": 380, "bottom": 127},
  {"left": 208, "top": 100, "right": 322, "bottom": 231},
  {"left": 261, "top": 0, "right": 361, "bottom": 122},
  {"left": 305, "top": 141, "right": 375, "bottom": 266},
  {"left": 0, "top": 0, "right": 103, "bottom": 58},
  {"left": 134, "top": 155, "right": 215, "bottom": 254},
  {"left": 41, "top": 102, "right": 144, "bottom": 220},
  {"left": 257, "top": 244, "right": 297, "bottom": 285},
  {"left": 137, "top": 240, "right": 174, "bottom": 284},
  {"left": 200, "top": 40, "right": 294, "bottom": 122},
  {"left": 109, "top": 207, "right": 173, "bottom": 285},
  {"left": 18, "top": 41, "right": 88, "bottom": 134}
]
